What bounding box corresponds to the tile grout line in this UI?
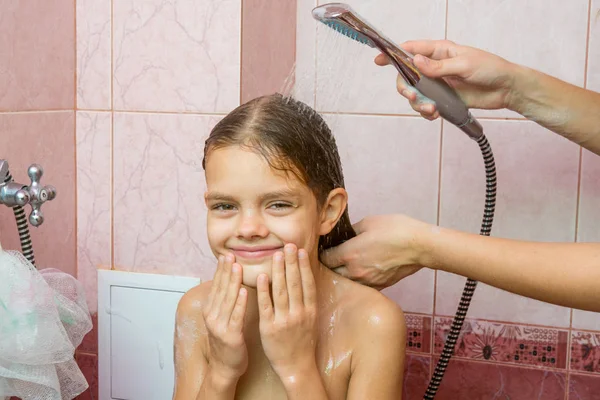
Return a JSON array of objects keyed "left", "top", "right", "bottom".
[
  {"left": 239, "top": 0, "right": 243, "bottom": 105},
  {"left": 73, "top": 0, "right": 78, "bottom": 285},
  {"left": 430, "top": 0, "right": 450, "bottom": 379},
  {"left": 566, "top": 3, "right": 593, "bottom": 397},
  {"left": 110, "top": 0, "right": 115, "bottom": 271}
]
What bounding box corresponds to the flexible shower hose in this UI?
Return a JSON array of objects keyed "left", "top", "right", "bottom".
[
  {"left": 3, "top": 170, "right": 36, "bottom": 267},
  {"left": 423, "top": 133, "right": 497, "bottom": 399}
]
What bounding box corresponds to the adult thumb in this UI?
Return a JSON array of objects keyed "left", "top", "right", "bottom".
[{"left": 413, "top": 54, "right": 464, "bottom": 78}]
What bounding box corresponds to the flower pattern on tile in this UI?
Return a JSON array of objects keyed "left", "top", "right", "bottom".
[
  {"left": 405, "top": 314, "right": 431, "bottom": 354},
  {"left": 434, "top": 317, "right": 568, "bottom": 369},
  {"left": 113, "top": 0, "right": 241, "bottom": 113},
  {"left": 571, "top": 331, "right": 600, "bottom": 374}
]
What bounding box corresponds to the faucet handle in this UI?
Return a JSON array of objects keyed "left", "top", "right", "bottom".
[{"left": 26, "top": 164, "right": 57, "bottom": 227}]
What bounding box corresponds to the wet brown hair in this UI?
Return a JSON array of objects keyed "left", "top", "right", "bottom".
[{"left": 202, "top": 93, "right": 356, "bottom": 255}]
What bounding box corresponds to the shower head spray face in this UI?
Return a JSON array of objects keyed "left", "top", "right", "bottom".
[
  {"left": 311, "top": 2, "right": 421, "bottom": 86},
  {"left": 312, "top": 2, "right": 484, "bottom": 140}
]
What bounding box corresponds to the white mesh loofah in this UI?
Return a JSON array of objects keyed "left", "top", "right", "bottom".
[{"left": 0, "top": 248, "right": 92, "bottom": 399}]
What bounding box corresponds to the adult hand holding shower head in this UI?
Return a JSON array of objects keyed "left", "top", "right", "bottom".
[{"left": 312, "top": 2, "right": 484, "bottom": 140}]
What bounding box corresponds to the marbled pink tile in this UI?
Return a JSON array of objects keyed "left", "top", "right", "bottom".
[
  {"left": 76, "top": 0, "right": 111, "bottom": 109},
  {"left": 405, "top": 314, "right": 432, "bottom": 354},
  {"left": 113, "top": 112, "right": 219, "bottom": 280},
  {"left": 447, "top": 0, "right": 589, "bottom": 120},
  {"left": 0, "top": 112, "right": 76, "bottom": 276},
  {"left": 293, "top": 0, "right": 318, "bottom": 107},
  {"left": 324, "top": 114, "right": 441, "bottom": 314},
  {"left": 571, "top": 331, "right": 600, "bottom": 374},
  {"left": 113, "top": 0, "right": 241, "bottom": 113},
  {"left": 587, "top": 2, "right": 600, "bottom": 92},
  {"left": 437, "top": 120, "right": 579, "bottom": 327},
  {"left": 241, "top": 0, "right": 296, "bottom": 103},
  {"left": 76, "top": 111, "right": 111, "bottom": 313},
  {"left": 75, "top": 352, "right": 98, "bottom": 400},
  {"left": 434, "top": 317, "right": 568, "bottom": 369},
  {"left": 0, "top": 0, "right": 75, "bottom": 111},
  {"left": 569, "top": 373, "right": 600, "bottom": 400},
  {"left": 403, "top": 355, "right": 430, "bottom": 400},
  {"left": 313, "top": 0, "right": 446, "bottom": 114},
  {"left": 573, "top": 309, "right": 600, "bottom": 333},
  {"left": 577, "top": 149, "right": 600, "bottom": 243},
  {"left": 432, "top": 358, "right": 567, "bottom": 399}
]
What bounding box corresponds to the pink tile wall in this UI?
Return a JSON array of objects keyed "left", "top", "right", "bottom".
[
  {"left": 0, "top": 112, "right": 77, "bottom": 276},
  {"left": 0, "top": 0, "right": 76, "bottom": 277},
  {"left": 0, "top": 0, "right": 75, "bottom": 111},
  {"left": 241, "top": 0, "right": 297, "bottom": 103}
]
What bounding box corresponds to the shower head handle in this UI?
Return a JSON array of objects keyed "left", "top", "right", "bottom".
[{"left": 312, "top": 2, "right": 484, "bottom": 140}]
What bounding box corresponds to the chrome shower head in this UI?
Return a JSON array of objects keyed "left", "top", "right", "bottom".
[{"left": 312, "top": 2, "right": 484, "bottom": 140}]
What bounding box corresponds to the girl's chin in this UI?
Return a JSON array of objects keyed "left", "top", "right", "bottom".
[{"left": 241, "top": 264, "right": 272, "bottom": 288}]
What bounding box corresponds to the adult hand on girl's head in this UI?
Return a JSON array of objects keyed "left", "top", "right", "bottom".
[
  {"left": 257, "top": 244, "right": 319, "bottom": 385},
  {"left": 321, "top": 214, "right": 428, "bottom": 290},
  {"left": 202, "top": 254, "right": 249, "bottom": 383}
]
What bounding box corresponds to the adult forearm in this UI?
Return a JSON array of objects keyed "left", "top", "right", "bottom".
[
  {"left": 196, "top": 368, "right": 238, "bottom": 400},
  {"left": 419, "top": 226, "right": 600, "bottom": 312},
  {"left": 508, "top": 63, "right": 600, "bottom": 155}
]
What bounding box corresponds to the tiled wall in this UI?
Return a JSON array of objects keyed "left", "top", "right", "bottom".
[
  {"left": 4, "top": 0, "right": 599, "bottom": 398},
  {"left": 0, "top": 0, "right": 76, "bottom": 277},
  {"left": 295, "top": 0, "right": 600, "bottom": 398}
]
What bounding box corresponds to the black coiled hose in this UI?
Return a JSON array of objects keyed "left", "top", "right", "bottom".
[
  {"left": 2, "top": 170, "right": 36, "bottom": 267},
  {"left": 423, "top": 133, "right": 497, "bottom": 399}
]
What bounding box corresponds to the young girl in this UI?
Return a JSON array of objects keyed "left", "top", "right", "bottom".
[{"left": 173, "top": 94, "right": 407, "bottom": 399}]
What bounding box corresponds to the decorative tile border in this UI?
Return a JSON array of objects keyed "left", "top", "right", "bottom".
[
  {"left": 570, "top": 331, "right": 600, "bottom": 374},
  {"left": 405, "top": 314, "right": 431, "bottom": 354},
  {"left": 433, "top": 317, "right": 568, "bottom": 369}
]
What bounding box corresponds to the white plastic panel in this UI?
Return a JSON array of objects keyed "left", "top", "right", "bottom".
[{"left": 98, "top": 270, "right": 200, "bottom": 400}]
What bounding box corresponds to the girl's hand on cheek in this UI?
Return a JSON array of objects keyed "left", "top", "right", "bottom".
[
  {"left": 202, "top": 254, "right": 249, "bottom": 384},
  {"left": 257, "top": 244, "right": 319, "bottom": 384}
]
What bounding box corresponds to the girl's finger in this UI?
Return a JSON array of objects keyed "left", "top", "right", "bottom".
[
  {"left": 206, "top": 255, "right": 224, "bottom": 310},
  {"left": 229, "top": 287, "right": 248, "bottom": 330},
  {"left": 212, "top": 254, "right": 234, "bottom": 316},
  {"left": 257, "top": 274, "right": 274, "bottom": 322},
  {"left": 271, "top": 251, "right": 289, "bottom": 316},
  {"left": 284, "top": 244, "right": 303, "bottom": 312},
  {"left": 219, "top": 263, "right": 243, "bottom": 321},
  {"left": 298, "top": 249, "right": 317, "bottom": 308}
]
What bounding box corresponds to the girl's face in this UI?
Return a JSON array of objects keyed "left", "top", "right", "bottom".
[{"left": 204, "top": 146, "right": 331, "bottom": 287}]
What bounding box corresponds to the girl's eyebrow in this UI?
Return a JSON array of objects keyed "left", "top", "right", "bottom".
[{"left": 205, "top": 189, "right": 300, "bottom": 203}]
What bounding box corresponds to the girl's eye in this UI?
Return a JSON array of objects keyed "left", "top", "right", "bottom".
[
  {"left": 269, "top": 202, "right": 292, "bottom": 210},
  {"left": 212, "top": 203, "right": 236, "bottom": 211}
]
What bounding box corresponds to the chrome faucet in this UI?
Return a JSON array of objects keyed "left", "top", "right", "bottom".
[{"left": 0, "top": 159, "right": 57, "bottom": 226}]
